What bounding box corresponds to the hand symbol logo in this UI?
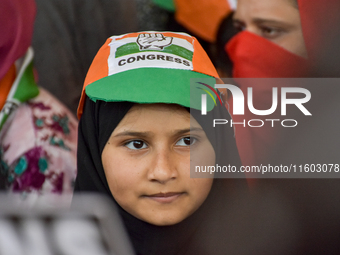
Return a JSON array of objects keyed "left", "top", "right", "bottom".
[{"left": 137, "top": 33, "right": 173, "bottom": 51}]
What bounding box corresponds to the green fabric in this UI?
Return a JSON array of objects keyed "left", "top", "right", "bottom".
[
  {"left": 116, "top": 43, "right": 193, "bottom": 61},
  {"left": 13, "top": 62, "right": 39, "bottom": 103},
  {"left": 0, "top": 58, "right": 39, "bottom": 130},
  {"left": 0, "top": 113, "right": 10, "bottom": 130},
  {"left": 85, "top": 68, "right": 217, "bottom": 112},
  {"left": 152, "top": 0, "right": 175, "bottom": 12}
]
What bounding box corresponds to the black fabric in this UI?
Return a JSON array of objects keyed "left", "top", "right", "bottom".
[
  {"left": 214, "top": 12, "right": 238, "bottom": 77},
  {"left": 75, "top": 97, "right": 245, "bottom": 255},
  {"left": 75, "top": 99, "right": 133, "bottom": 193},
  {"left": 190, "top": 105, "right": 244, "bottom": 178}
]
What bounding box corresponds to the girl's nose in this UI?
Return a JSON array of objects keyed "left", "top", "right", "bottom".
[{"left": 147, "top": 149, "right": 178, "bottom": 184}]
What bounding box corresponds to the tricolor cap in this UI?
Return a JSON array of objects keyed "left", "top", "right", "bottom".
[{"left": 77, "top": 31, "right": 220, "bottom": 119}]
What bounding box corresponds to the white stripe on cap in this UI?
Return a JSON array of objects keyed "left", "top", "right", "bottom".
[{"left": 107, "top": 32, "right": 194, "bottom": 76}]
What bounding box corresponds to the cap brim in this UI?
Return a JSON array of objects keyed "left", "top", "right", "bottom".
[{"left": 85, "top": 67, "right": 217, "bottom": 111}]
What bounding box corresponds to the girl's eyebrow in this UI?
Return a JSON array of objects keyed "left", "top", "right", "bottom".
[
  {"left": 113, "top": 127, "right": 204, "bottom": 138},
  {"left": 176, "top": 127, "right": 204, "bottom": 136},
  {"left": 113, "top": 131, "right": 152, "bottom": 138}
]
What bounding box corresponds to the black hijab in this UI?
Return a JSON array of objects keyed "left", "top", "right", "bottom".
[{"left": 74, "top": 96, "right": 245, "bottom": 255}]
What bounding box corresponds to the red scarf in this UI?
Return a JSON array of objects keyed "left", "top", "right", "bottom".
[
  {"left": 225, "top": 31, "right": 309, "bottom": 167},
  {"left": 226, "top": 31, "right": 309, "bottom": 78}
]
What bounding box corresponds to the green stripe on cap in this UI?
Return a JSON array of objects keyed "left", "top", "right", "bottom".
[
  {"left": 85, "top": 68, "right": 216, "bottom": 111},
  {"left": 115, "top": 43, "right": 193, "bottom": 61}
]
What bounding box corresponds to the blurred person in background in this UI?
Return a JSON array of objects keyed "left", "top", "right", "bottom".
[
  {"left": 32, "top": 0, "right": 138, "bottom": 115},
  {"left": 223, "top": 0, "right": 340, "bottom": 254},
  {"left": 225, "top": 0, "right": 310, "bottom": 168},
  {"left": 224, "top": 0, "right": 339, "bottom": 167},
  {"left": 0, "top": 0, "right": 77, "bottom": 200}
]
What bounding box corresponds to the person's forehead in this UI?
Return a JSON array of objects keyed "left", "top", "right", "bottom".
[
  {"left": 111, "top": 103, "right": 206, "bottom": 135},
  {"left": 125, "top": 103, "right": 188, "bottom": 119},
  {"left": 235, "top": 0, "right": 298, "bottom": 20},
  {"left": 115, "top": 104, "right": 189, "bottom": 126}
]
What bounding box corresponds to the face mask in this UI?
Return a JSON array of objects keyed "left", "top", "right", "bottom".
[
  {"left": 226, "top": 31, "right": 309, "bottom": 78},
  {"left": 223, "top": 31, "right": 310, "bottom": 167}
]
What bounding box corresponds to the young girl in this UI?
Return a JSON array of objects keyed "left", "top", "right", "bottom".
[{"left": 74, "top": 31, "right": 244, "bottom": 254}]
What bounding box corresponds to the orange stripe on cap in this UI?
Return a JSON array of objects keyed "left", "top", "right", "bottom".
[
  {"left": 77, "top": 38, "right": 112, "bottom": 119},
  {"left": 192, "top": 37, "right": 219, "bottom": 78}
]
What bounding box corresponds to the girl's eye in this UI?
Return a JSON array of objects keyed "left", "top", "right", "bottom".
[
  {"left": 125, "top": 140, "right": 147, "bottom": 150},
  {"left": 176, "top": 137, "right": 196, "bottom": 147}
]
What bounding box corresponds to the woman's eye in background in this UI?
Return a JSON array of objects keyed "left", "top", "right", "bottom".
[
  {"left": 176, "top": 137, "right": 196, "bottom": 147},
  {"left": 233, "top": 20, "right": 246, "bottom": 32},
  {"left": 259, "top": 26, "right": 284, "bottom": 39},
  {"left": 125, "top": 140, "right": 147, "bottom": 150}
]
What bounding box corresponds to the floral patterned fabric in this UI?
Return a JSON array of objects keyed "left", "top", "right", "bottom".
[{"left": 0, "top": 88, "right": 77, "bottom": 197}]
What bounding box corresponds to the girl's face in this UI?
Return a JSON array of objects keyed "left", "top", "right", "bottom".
[
  {"left": 101, "top": 104, "right": 215, "bottom": 226},
  {"left": 233, "top": 0, "right": 308, "bottom": 58}
]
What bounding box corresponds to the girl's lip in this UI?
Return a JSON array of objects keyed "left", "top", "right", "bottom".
[{"left": 144, "top": 192, "right": 184, "bottom": 203}]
